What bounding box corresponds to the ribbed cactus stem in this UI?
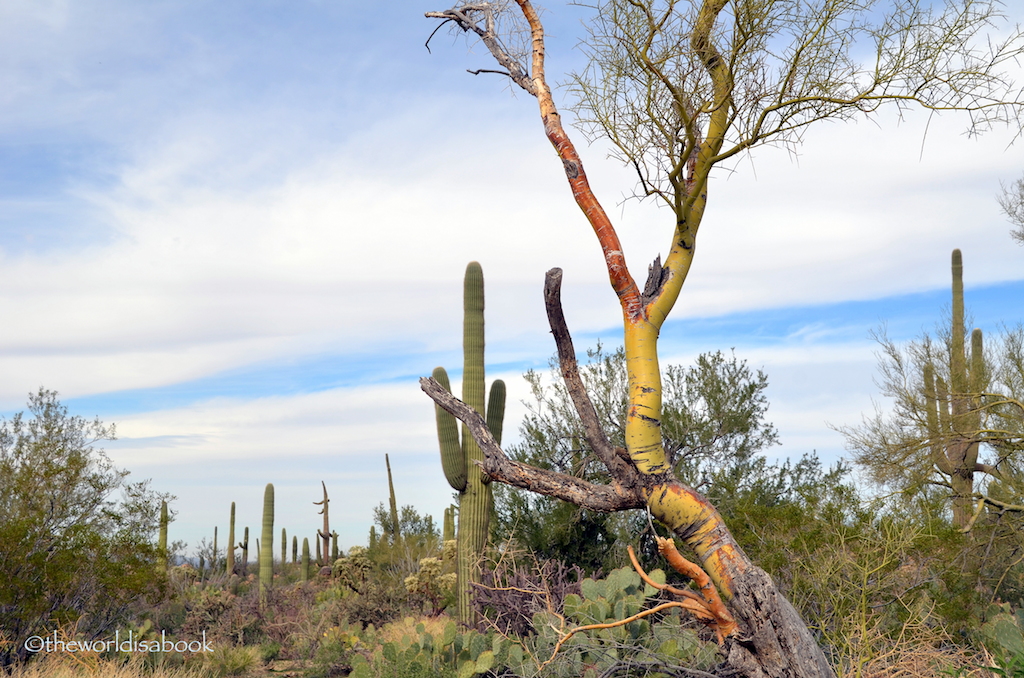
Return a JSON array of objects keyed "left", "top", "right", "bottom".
[
  {"left": 443, "top": 505, "right": 455, "bottom": 543},
  {"left": 486, "top": 380, "right": 507, "bottom": 447},
  {"left": 331, "top": 531, "right": 339, "bottom": 560},
  {"left": 301, "top": 538, "right": 310, "bottom": 582},
  {"left": 292, "top": 535, "right": 298, "bottom": 564},
  {"left": 315, "top": 481, "right": 330, "bottom": 568},
  {"left": 281, "top": 528, "right": 287, "bottom": 566},
  {"left": 951, "top": 249, "right": 966, "bottom": 394},
  {"left": 434, "top": 367, "right": 466, "bottom": 491},
  {"left": 227, "top": 502, "right": 236, "bottom": 576},
  {"left": 158, "top": 500, "right": 168, "bottom": 572},
  {"left": 239, "top": 527, "right": 249, "bottom": 574},
  {"left": 259, "top": 483, "right": 274, "bottom": 606},
  {"left": 432, "top": 262, "right": 507, "bottom": 624}
]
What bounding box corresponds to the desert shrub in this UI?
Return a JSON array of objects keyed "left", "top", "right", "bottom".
[
  {"left": 472, "top": 550, "right": 588, "bottom": 637},
  {"left": 202, "top": 644, "right": 260, "bottom": 677},
  {"left": 0, "top": 390, "right": 172, "bottom": 668}
]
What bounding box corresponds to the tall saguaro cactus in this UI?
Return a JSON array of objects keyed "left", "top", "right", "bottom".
[
  {"left": 226, "top": 502, "right": 236, "bottom": 576},
  {"left": 924, "top": 249, "right": 989, "bottom": 528},
  {"left": 432, "top": 261, "right": 506, "bottom": 624},
  {"left": 238, "top": 527, "right": 249, "bottom": 574},
  {"left": 259, "top": 483, "right": 274, "bottom": 606},
  {"left": 314, "top": 481, "right": 330, "bottom": 567},
  {"left": 158, "top": 500, "right": 169, "bottom": 572},
  {"left": 385, "top": 454, "right": 401, "bottom": 545}
]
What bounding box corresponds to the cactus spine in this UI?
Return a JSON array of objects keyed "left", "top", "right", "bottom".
[
  {"left": 158, "top": 500, "right": 168, "bottom": 572},
  {"left": 226, "top": 503, "right": 236, "bottom": 576},
  {"left": 259, "top": 483, "right": 274, "bottom": 605},
  {"left": 385, "top": 454, "right": 401, "bottom": 545},
  {"left": 301, "top": 538, "right": 310, "bottom": 581},
  {"left": 432, "top": 261, "right": 506, "bottom": 624},
  {"left": 924, "top": 249, "right": 987, "bottom": 529},
  {"left": 314, "top": 481, "right": 330, "bottom": 567}
]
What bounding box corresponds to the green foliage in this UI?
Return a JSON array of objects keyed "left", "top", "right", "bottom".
[
  {"left": 495, "top": 344, "right": 782, "bottom": 572},
  {"left": 203, "top": 644, "right": 261, "bottom": 677},
  {"left": 367, "top": 503, "right": 441, "bottom": 589},
  {"left": 0, "top": 389, "right": 171, "bottom": 667}
]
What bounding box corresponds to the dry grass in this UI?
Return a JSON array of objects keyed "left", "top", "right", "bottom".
[{"left": 7, "top": 653, "right": 206, "bottom": 678}]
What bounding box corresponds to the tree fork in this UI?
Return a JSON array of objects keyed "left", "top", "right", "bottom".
[{"left": 421, "top": 268, "right": 837, "bottom": 677}]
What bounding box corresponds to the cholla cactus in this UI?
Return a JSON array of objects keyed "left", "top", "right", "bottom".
[{"left": 405, "top": 557, "right": 457, "bottom": 616}]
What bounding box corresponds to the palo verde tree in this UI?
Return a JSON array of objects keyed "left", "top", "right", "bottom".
[
  {"left": 421, "top": 0, "right": 1024, "bottom": 675},
  {"left": 999, "top": 171, "right": 1024, "bottom": 245},
  {"left": 0, "top": 389, "right": 172, "bottom": 667}
]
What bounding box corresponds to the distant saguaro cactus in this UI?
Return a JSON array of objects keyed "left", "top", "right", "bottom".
[
  {"left": 259, "top": 484, "right": 274, "bottom": 606},
  {"left": 301, "top": 538, "right": 311, "bottom": 582},
  {"left": 432, "top": 261, "right": 506, "bottom": 624},
  {"left": 385, "top": 454, "right": 401, "bottom": 545},
  {"left": 238, "top": 527, "right": 249, "bottom": 575},
  {"left": 923, "top": 249, "right": 989, "bottom": 529},
  {"left": 226, "top": 502, "right": 236, "bottom": 576},
  {"left": 158, "top": 500, "right": 169, "bottom": 572},
  {"left": 314, "top": 481, "right": 330, "bottom": 567}
]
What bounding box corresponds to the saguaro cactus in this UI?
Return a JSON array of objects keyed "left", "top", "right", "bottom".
[
  {"left": 385, "top": 454, "right": 401, "bottom": 545},
  {"left": 260, "top": 483, "right": 275, "bottom": 605},
  {"left": 432, "top": 261, "right": 506, "bottom": 624},
  {"left": 226, "top": 502, "right": 236, "bottom": 576},
  {"left": 314, "top": 481, "right": 330, "bottom": 567},
  {"left": 281, "top": 528, "right": 287, "bottom": 566},
  {"left": 923, "top": 249, "right": 989, "bottom": 528},
  {"left": 301, "top": 538, "right": 311, "bottom": 581},
  {"left": 238, "top": 527, "right": 249, "bottom": 574},
  {"left": 158, "top": 500, "right": 168, "bottom": 572}
]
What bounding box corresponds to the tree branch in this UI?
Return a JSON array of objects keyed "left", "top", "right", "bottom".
[
  {"left": 420, "top": 376, "right": 645, "bottom": 512},
  {"left": 544, "top": 267, "right": 640, "bottom": 486}
]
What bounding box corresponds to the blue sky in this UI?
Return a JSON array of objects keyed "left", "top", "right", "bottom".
[{"left": 2, "top": 0, "right": 1023, "bottom": 555}]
